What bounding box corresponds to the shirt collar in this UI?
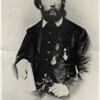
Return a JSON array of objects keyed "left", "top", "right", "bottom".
[{"left": 42, "top": 17, "right": 63, "bottom": 28}]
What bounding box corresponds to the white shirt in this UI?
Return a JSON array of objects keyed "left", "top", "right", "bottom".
[{"left": 42, "top": 17, "right": 63, "bottom": 28}]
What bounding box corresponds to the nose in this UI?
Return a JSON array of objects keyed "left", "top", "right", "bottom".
[{"left": 50, "top": 0, "right": 55, "bottom": 7}]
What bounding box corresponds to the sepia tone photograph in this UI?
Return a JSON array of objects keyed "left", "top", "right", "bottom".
[{"left": 2, "top": 0, "right": 99, "bottom": 100}]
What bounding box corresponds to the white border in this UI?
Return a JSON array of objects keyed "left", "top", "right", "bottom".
[
  {"left": 98, "top": 0, "right": 100, "bottom": 100},
  {"left": 0, "top": 0, "right": 2, "bottom": 99}
]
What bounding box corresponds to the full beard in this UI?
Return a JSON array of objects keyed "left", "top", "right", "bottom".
[{"left": 41, "top": 8, "right": 63, "bottom": 23}]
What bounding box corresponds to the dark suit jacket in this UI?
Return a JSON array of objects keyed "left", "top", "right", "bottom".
[{"left": 15, "top": 18, "right": 91, "bottom": 95}]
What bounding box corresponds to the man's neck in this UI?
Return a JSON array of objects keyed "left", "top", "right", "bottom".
[{"left": 42, "top": 17, "right": 63, "bottom": 28}]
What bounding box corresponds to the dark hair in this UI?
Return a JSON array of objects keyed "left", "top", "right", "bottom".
[
  {"left": 34, "top": 0, "right": 66, "bottom": 9},
  {"left": 34, "top": 0, "right": 40, "bottom": 9}
]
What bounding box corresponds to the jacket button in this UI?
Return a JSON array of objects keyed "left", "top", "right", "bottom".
[
  {"left": 47, "top": 51, "right": 50, "bottom": 54},
  {"left": 67, "top": 75, "right": 69, "bottom": 77},
  {"left": 49, "top": 32, "right": 51, "bottom": 34},
  {"left": 46, "top": 58, "right": 48, "bottom": 61},
  {"left": 48, "top": 41, "right": 50, "bottom": 44}
]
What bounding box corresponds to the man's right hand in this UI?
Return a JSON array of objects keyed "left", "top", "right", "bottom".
[{"left": 12, "top": 59, "right": 29, "bottom": 80}]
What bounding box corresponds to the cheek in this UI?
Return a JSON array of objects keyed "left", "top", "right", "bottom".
[
  {"left": 40, "top": 0, "right": 63, "bottom": 11},
  {"left": 55, "top": 1, "right": 63, "bottom": 10},
  {"left": 42, "top": 6, "right": 50, "bottom": 11},
  {"left": 41, "top": 3, "right": 51, "bottom": 11},
  {"left": 55, "top": 2, "right": 62, "bottom": 10}
]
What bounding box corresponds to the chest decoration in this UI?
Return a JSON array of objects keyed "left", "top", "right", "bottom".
[
  {"left": 51, "top": 43, "right": 68, "bottom": 66},
  {"left": 51, "top": 56, "right": 57, "bottom": 65},
  {"left": 51, "top": 43, "right": 59, "bottom": 65},
  {"left": 63, "top": 48, "right": 68, "bottom": 61}
]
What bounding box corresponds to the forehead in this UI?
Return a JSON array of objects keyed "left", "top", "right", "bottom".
[{"left": 40, "top": 0, "right": 63, "bottom": 2}]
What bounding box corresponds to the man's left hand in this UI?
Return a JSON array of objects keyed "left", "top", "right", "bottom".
[{"left": 49, "top": 83, "right": 69, "bottom": 97}]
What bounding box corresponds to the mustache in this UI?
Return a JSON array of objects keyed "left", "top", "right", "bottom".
[
  {"left": 48, "top": 8, "right": 58, "bottom": 13},
  {"left": 41, "top": 7, "right": 58, "bottom": 14}
]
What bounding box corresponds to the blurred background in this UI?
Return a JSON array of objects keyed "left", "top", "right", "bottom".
[{"left": 2, "top": 0, "right": 99, "bottom": 100}]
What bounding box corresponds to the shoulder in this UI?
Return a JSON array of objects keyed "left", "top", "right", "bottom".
[
  {"left": 63, "top": 18, "right": 89, "bottom": 39},
  {"left": 23, "top": 20, "right": 42, "bottom": 39},
  {"left": 27, "top": 20, "right": 42, "bottom": 33},
  {"left": 63, "top": 18, "right": 86, "bottom": 33}
]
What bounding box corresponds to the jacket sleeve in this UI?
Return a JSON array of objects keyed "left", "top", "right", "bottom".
[
  {"left": 63, "top": 29, "right": 92, "bottom": 95},
  {"left": 14, "top": 29, "right": 33, "bottom": 64}
]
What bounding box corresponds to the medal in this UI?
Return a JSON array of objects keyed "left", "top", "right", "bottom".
[
  {"left": 51, "top": 56, "right": 56, "bottom": 65},
  {"left": 63, "top": 48, "right": 68, "bottom": 61}
]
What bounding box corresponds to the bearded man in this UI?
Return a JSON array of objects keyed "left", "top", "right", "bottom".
[{"left": 13, "top": 0, "right": 91, "bottom": 98}]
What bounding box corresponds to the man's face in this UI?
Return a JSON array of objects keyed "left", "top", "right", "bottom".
[{"left": 39, "top": 0, "right": 64, "bottom": 22}]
